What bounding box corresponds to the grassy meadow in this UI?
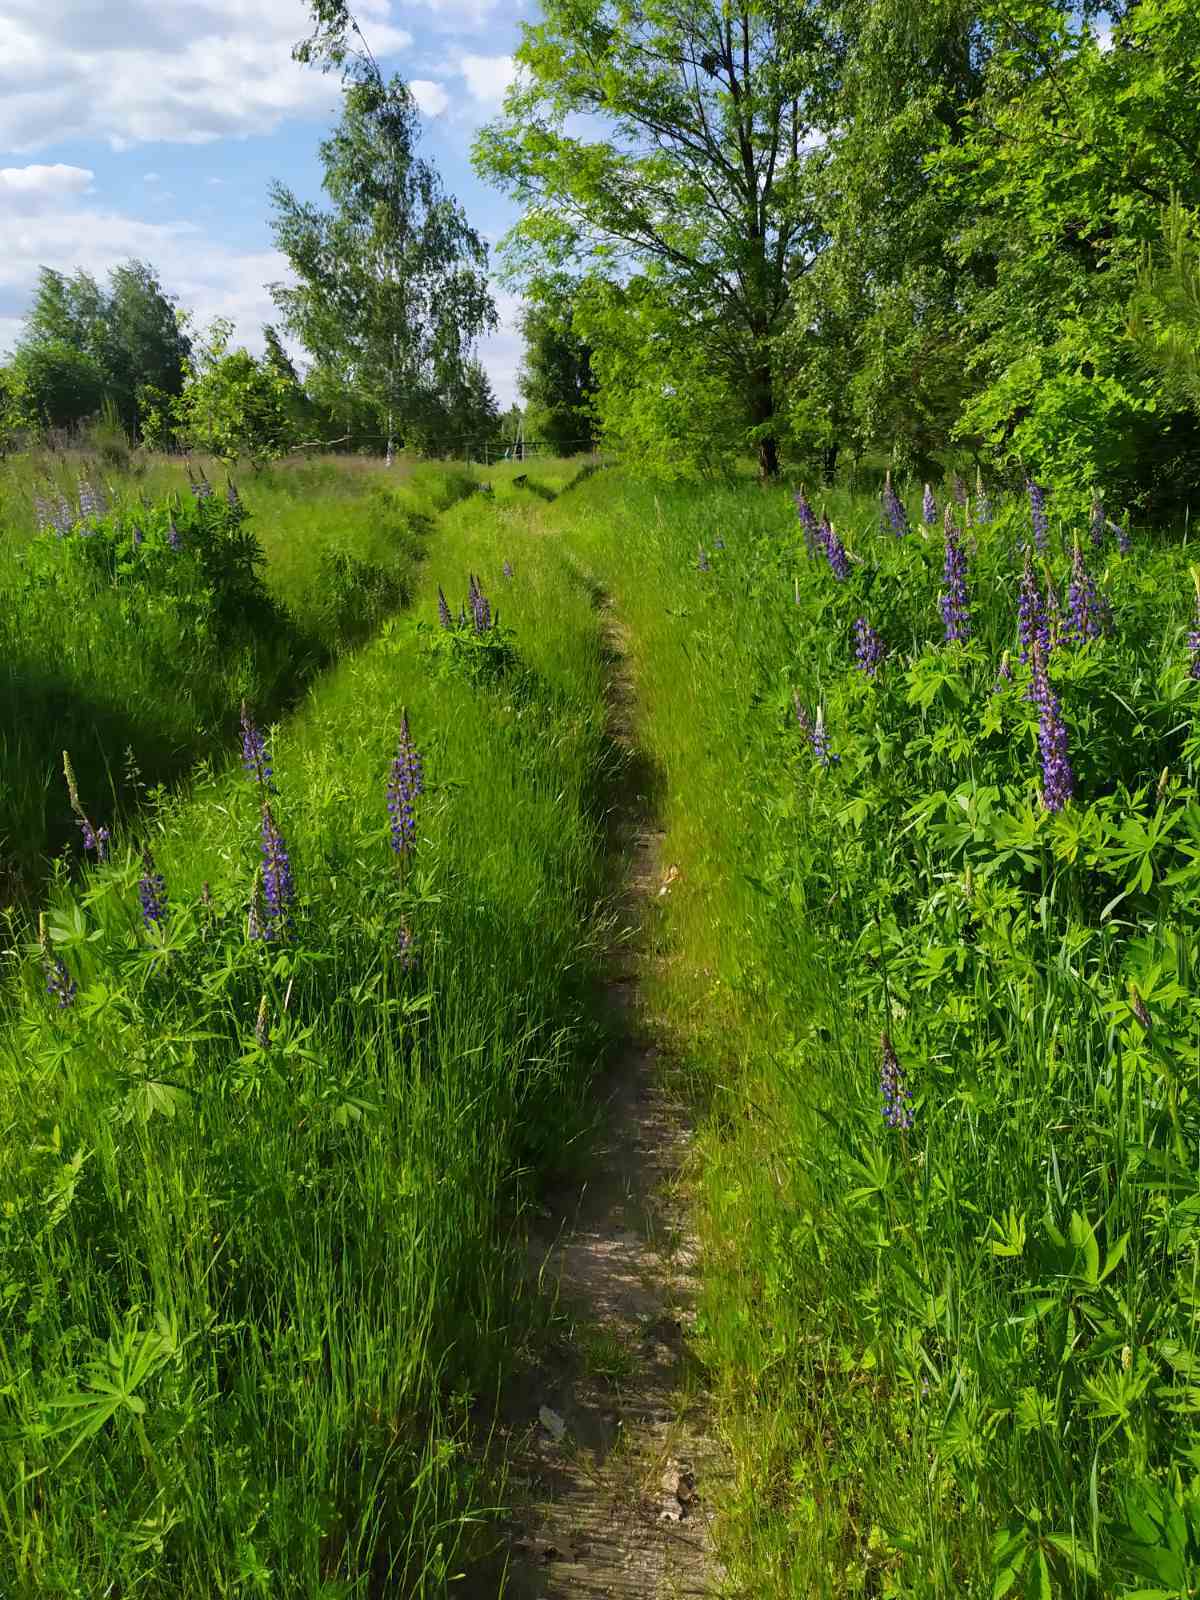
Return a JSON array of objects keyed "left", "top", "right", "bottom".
[{"left": 3, "top": 444, "right": 1200, "bottom": 1597}]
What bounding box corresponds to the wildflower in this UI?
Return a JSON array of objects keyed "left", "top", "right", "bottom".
[
  {"left": 1026, "top": 479, "right": 1049, "bottom": 553},
  {"left": 880, "top": 1032, "right": 914, "bottom": 1131},
  {"left": 974, "top": 468, "right": 992, "bottom": 525},
  {"left": 227, "top": 479, "right": 242, "bottom": 512},
  {"left": 1128, "top": 982, "right": 1151, "bottom": 1031},
  {"left": 79, "top": 820, "right": 110, "bottom": 862},
  {"left": 1090, "top": 496, "right": 1106, "bottom": 549},
  {"left": 138, "top": 847, "right": 167, "bottom": 929},
  {"left": 386, "top": 709, "right": 424, "bottom": 857},
  {"left": 1109, "top": 517, "right": 1131, "bottom": 555},
  {"left": 468, "top": 574, "right": 492, "bottom": 634},
  {"left": 1189, "top": 570, "right": 1200, "bottom": 680},
  {"left": 853, "top": 617, "right": 886, "bottom": 678},
  {"left": 940, "top": 504, "right": 971, "bottom": 643},
  {"left": 1017, "top": 548, "right": 1048, "bottom": 663},
  {"left": 714, "top": 535, "right": 725, "bottom": 549},
  {"left": 1066, "top": 539, "right": 1104, "bottom": 644},
  {"left": 810, "top": 707, "right": 835, "bottom": 768},
  {"left": 397, "top": 922, "right": 419, "bottom": 971},
  {"left": 39, "top": 916, "right": 76, "bottom": 1011},
  {"left": 77, "top": 476, "right": 107, "bottom": 522},
  {"left": 33, "top": 493, "right": 54, "bottom": 534},
  {"left": 254, "top": 994, "right": 271, "bottom": 1049},
  {"left": 882, "top": 471, "right": 909, "bottom": 536},
  {"left": 993, "top": 650, "right": 1013, "bottom": 692},
  {"left": 822, "top": 517, "right": 851, "bottom": 582},
  {"left": 793, "top": 488, "right": 822, "bottom": 556},
  {"left": 922, "top": 483, "right": 937, "bottom": 527},
  {"left": 502, "top": 559, "right": 514, "bottom": 579},
  {"left": 437, "top": 586, "right": 453, "bottom": 630},
  {"left": 240, "top": 702, "right": 275, "bottom": 792},
  {"left": 189, "top": 465, "right": 213, "bottom": 502},
  {"left": 247, "top": 868, "right": 267, "bottom": 943},
  {"left": 952, "top": 471, "right": 968, "bottom": 508},
  {"left": 259, "top": 804, "right": 295, "bottom": 938},
  {"left": 1031, "top": 644, "right": 1074, "bottom": 812},
  {"left": 167, "top": 511, "right": 182, "bottom": 551},
  {"left": 697, "top": 544, "right": 710, "bottom": 573},
  {"left": 54, "top": 493, "right": 73, "bottom": 536},
  {"left": 793, "top": 694, "right": 812, "bottom": 740},
  {"left": 132, "top": 523, "right": 144, "bottom": 548}
]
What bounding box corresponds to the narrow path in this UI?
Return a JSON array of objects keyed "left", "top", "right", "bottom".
[{"left": 480, "top": 602, "right": 724, "bottom": 1598}]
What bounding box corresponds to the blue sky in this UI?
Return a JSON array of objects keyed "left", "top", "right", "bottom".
[{"left": 0, "top": 0, "right": 529, "bottom": 403}]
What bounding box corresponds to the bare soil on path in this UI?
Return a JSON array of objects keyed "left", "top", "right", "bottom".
[{"left": 468, "top": 604, "right": 726, "bottom": 1599}]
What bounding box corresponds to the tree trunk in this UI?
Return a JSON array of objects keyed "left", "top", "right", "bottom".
[
  {"left": 749, "top": 364, "right": 779, "bottom": 481},
  {"left": 385, "top": 408, "right": 395, "bottom": 467},
  {"left": 822, "top": 442, "right": 839, "bottom": 486},
  {"left": 758, "top": 434, "right": 779, "bottom": 480}
]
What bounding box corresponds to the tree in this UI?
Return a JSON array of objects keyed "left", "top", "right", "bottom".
[
  {"left": 269, "top": 73, "right": 496, "bottom": 464},
  {"left": 4, "top": 341, "right": 106, "bottom": 431},
  {"left": 519, "top": 279, "right": 597, "bottom": 455},
  {"left": 172, "top": 320, "right": 294, "bottom": 466},
  {"left": 474, "top": 0, "right": 827, "bottom": 479},
  {"left": 21, "top": 262, "right": 189, "bottom": 434}
]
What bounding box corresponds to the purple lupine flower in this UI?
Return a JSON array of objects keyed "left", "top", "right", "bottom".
[
  {"left": 240, "top": 702, "right": 275, "bottom": 792},
  {"left": 1090, "top": 497, "right": 1106, "bottom": 549},
  {"left": 1027, "top": 479, "right": 1049, "bottom": 553},
  {"left": 1031, "top": 645, "right": 1074, "bottom": 812},
  {"left": 882, "top": 471, "right": 909, "bottom": 536},
  {"left": 952, "top": 471, "right": 968, "bottom": 509},
  {"left": 138, "top": 847, "right": 167, "bottom": 929},
  {"left": 468, "top": 574, "right": 492, "bottom": 634},
  {"left": 54, "top": 493, "right": 73, "bottom": 536},
  {"left": 502, "top": 560, "right": 514, "bottom": 579},
  {"left": 793, "top": 694, "right": 812, "bottom": 740},
  {"left": 974, "top": 468, "right": 992, "bottom": 525},
  {"left": 259, "top": 804, "right": 295, "bottom": 938},
  {"left": 189, "top": 466, "right": 213, "bottom": 502},
  {"left": 1017, "top": 547, "right": 1048, "bottom": 663},
  {"left": 1189, "top": 577, "right": 1200, "bottom": 680},
  {"left": 714, "top": 535, "right": 725, "bottom": 549},
  {"left": 1066, "top": 539, "right": 1104, "bottom": 644},
  {"left": 993, "top": 650, "right": 1014, "bottom": 692},
  {"left": 397, "top": 922, "right": 419, "bottom": 971},
  {"left": 33, "top": 494, "right": 54, "bottom": 534},
  {"left": 793, "top": 488, "right": 822, "bottom": 556},
  {"left": 227, "top": 480, "right": 242, "bottom": 513},
  {"left": 853, "top": 617, "right": 886, "bottom": 677},
  {"left": 793, "top": 696, "right": 839, "bottom": 765},
  {"left": 880, "top": 1033, "right": 914, "bottom": 1131},
  {"left": 77, "top": 476, "right": 107, "bottom": 522},
  {"left": 1109, "top": 517, "right": 1131, "bottom": 555},
  {"left": 131, "top": 523, "right": 144, "bottom": 548},
  {"left": 697, "top": 544, "right": 710, "bottom": 573},
  {"left": 167, "top": 511, "right": 182, "bottom": 551},
  {"left": 45, "top": 954, "right": 77, "bottom": 1010},
  {"left": 822, "top": 517, "right": 851, "bottom": 581},
  {"left": 940, "top": 505, "right": 971, "bottom": 644},
  {"left": 386, "top": 709, "right": 424, "bottom": 857},
  {"left": 437, "top": 587, "right": 453, "bottom": 630},
  {"left": 922, "top": 483, "right": 937, "bottom": 527},
  {"left": 79, "top": 819, "right": 110, "bottom": 862}
]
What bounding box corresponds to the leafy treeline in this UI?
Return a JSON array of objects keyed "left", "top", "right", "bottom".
[{"left": 478, "top": 0, "right": 1200, "bottom": 507}]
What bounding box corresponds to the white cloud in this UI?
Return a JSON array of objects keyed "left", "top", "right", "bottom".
[
  {"left": 476, "top": 287, "right": 523, "bottom": 408},
  {"left": 410, "top": 79, "right": 450, "bottom": 117},
  {"left": 0, "top": 0, "right": 412, "bottom": 152},
  {"left": 0, "top": 166, "right": 292, "bottom": 358},
  {"left": 0, "top": 163, "right": 95, "bottom": 210},
  {"left": 458, "top": 53, "right": 516, "bottom": 109}
]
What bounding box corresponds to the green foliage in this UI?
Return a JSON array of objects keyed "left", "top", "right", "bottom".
[
  {"left": 1130, "top": 198, "right": 1200, "bottom": 422},
  {"left": 173, "top": 321, "right": 295, "bottom": 466},
  {"left": 4, "top": 340, "right": 106, "bottom": 432},
  {"left": 518, "top": 277, "right": 596, "bottom": 454}
]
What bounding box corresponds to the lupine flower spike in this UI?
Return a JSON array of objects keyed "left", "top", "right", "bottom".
[
  {"left": 468, "top": 574, "right": 492, "bottom": 634},
  {"left": 1026, "top": 479, "right": 1049, "bottom": 553},
  {"left": 502, "top": 560, "right": 514, "bottom": 579},
  {"left": 39, "top": 913, "right": 77, "bottom": 1011},
  {"left": 167, "top": 510, "right": 182, "bottom": 550},
  {"left": 138, "top": 847, "right": 167, "bottom": 930},
  {"left": 387, "top": 709, "right": 424, "bottom": 858},
  {"left": 63, "top": 750, "right": 109, "bottom": 862},
  {"left": 697, "top": 544, "right": 710, "bottom": 573},
  {"left": 259, "top": 804, "right": 296, "bottom": 939},
  {"left": 854, "top": 617, "right": 886, "bottom": 677},
  {"left": 132, "top": 523, "right": 144, "bottom": 548},
  {"left": 822, "top": 517, "right": 851, "bottom": 581},
  {"left": 993, "top": 650, "right": 1014, "bottom": 692},
  {"left": 397, "top": 923, "right": 419, "bottom": 971},
  {"left": 240, "top": 703, "right": 276, "bottom": 792},
  {"left": 922, "top": 483, "right": 937, "bottom": 527},
  {"left": 793, "top": 488, "right": 821, "bottom": 556},
  {"left": 882, "top": 471, "right": 909, "bottom": 536},
  {"left": 247, "top": 867, "right": 267, "bottom": 943},
  {"left": 255, "top": 994, "right": 271, "bottom": 1049},
  {"left": 940, "top": 503, "right": 971, "bottom": 644},
  {"left": 437, "top": 587, "right": 453, "bottom": 629},
  {"left": 1110, "top": 516, "right": 1131, "bottom": 555},
  {"left": 1067, "top": 538, "right": 1104, "bottom": 644},
  {"left": 1189, "top": 568, "right": 1200, "bottom": 680},
  {"left": 1031, "top": 643, "right": 1074, "bottom": 812},
  {"left": 880, "top": 1032, "right": 914, "bottom": 1131},
  {"left": 952, "top": 471, "right": 968, "bottom": 509},
  {"left": 226, "top": 480, "right": 242, "bottom": 512},
  {"left": 1017, "top": 549, "right": 1048, "bottom": 663}
]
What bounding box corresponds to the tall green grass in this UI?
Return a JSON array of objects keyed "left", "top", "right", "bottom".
[
  {"left": 547, "top": 470, "right": 1200, "bottom": 1597},
  {"left": 0, "top": 480, "right": 613, "bottom": 1595}
]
